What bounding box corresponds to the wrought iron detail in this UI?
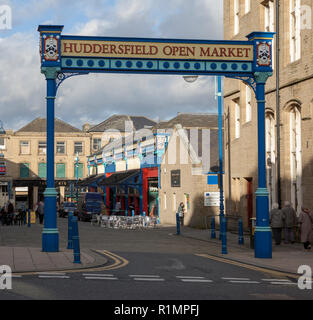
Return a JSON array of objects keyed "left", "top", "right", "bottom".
[
  {"left": 225, "top": 75, "right": 257, "bottom": 94},
  {"left": 56, "top": 72, "right": 89, "bottom": 91}
]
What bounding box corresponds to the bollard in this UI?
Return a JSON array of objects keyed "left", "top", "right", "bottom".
[
  {"left": 72, "top": 216, "right": 81, "bottom": 264},
  {"left": 238, "top": 218, "right": 244, "bottom": 245},
  {"left": 211, "top": 216, "right": 216, "bottom": 239},
  {"left": 67, "top": 211, "right": 73, "bottom": 250},
  {"left": 176, "top": 213, "right": 180, "bottom": 235},
  {"left": 27, "top": 209, "right": 31, "bottom": 228},
  {"left": 221, "top": 216, "right": 228, "bottom": 254}
]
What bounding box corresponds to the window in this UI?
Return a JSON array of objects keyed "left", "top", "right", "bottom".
[
  {"left": 38, "top": 163, "right": 47, "bottom": 178},
  {"left": 289, "top": 106, "right": 302, "bottom": 214},
  {"left": 20, "top": 163, "right": 30, "bottom": 178},
  {"left": 74, "top": 163, "right": 83, "bottom": 178},
  {"left": 74, "top": 142, "right": 83, "bottom": 155},
  {"left": 245, "top": 0, "right": 250, "bottom": 14},
  {"left": 245, "top": 86, "right": 252, "bottom": 122},
  {"left": 264, "top": 0, "right": 275, "bottom": 68},
  {"left": 56, "top": 141, "right": 65, "bottom": 154},
  {"left": 234, "top": 0, "right": 240, "bottom": 35},
  {"left": 0, "top": 137, "right": 5, "bottom": 150},
  {"left": 93, "top": 138, "right": 102, "bottom": 151},
  {"left": 290, "top": 0, "right": 301, "bottom": 62},
  {"left": 20, "top": 141, "right": 30, "bottom": 155},
  {"left": 234, "top": 101, "right": 240, "bottom": 138},
  {"left": 56, "top": 163, "right": 66, "bottom": 178},
  {"left": 38, "top": 141, "right": 47, "bottom": 155},
  {"left": 265, "top": 113, "right": 276, "bottom": 209}
]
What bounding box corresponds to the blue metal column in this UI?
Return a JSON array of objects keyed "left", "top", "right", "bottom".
[
  {"left": 139, "top": 169, "right": 143, "bottom": 215},
  {"left": 42, "top": 68, "right": 59, "bottom": 252},
  {"left": 217, "top": 77, "right": 226, "bottom": 250},
  {"left": 125, "top": 186, "right": 129, "bottom": 216},
  {"left": 254, "top": 72, "right": 272, "bottom": 259}
]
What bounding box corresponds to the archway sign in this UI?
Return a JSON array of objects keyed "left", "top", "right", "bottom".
[{"left": 38, "top": 25, "right": 274, "bottom": 259}]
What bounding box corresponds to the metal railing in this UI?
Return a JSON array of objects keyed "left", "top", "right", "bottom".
[{"left": 91, "top": 214, "right": 158, "bottom": 229}]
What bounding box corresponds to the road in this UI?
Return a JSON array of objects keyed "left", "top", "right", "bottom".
[{"left": 0, "top": 218, "right": 312, "bottom": 301}]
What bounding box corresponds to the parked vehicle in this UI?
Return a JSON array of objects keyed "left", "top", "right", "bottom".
[
  {"left": 59, "top": 202, "right": 77, "bottom": 218},
  {"left": 77, "top": 192, "right": 103, "bottom": 222}
]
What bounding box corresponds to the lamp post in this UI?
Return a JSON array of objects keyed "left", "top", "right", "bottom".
[
  {"left": 0, "top": 121, "right": 6, "bottom": 135},
  {"left": 183, "top": 75, "right": 226, "bottom": 253},
  {"left": 75, "top": 152, "right": 79, "bottom": 203}
]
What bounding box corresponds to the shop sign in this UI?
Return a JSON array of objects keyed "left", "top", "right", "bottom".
[
  {"left": 171, "top": 170, "right": 181, "bottom": 187},
  {"left": 204, "top": 192, "right": 220, "bottom": 207}
]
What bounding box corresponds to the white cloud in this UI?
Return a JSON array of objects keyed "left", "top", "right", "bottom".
[{"left": 0, "top": 0, "right": 222, "bottom": 131}]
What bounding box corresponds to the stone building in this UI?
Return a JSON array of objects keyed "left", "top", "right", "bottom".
[
  {"left": 85, "top": 113, "right": 222, "bottom": 228},
  {"left": 2, "top": 117, "right": 91, "bottom": 209},
  {"left": 223, "top": 0, "right": 313, "bottom": 228}
]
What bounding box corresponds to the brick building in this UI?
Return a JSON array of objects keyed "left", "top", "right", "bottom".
[{"left": 224, "top": 0, "right": 313, "bottom": 228}]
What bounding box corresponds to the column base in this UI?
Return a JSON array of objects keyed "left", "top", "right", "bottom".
[
  {"left": 42, "top": 228, "right": 59, "bottom": 252},
  {"left": 254, "top": 227, "right": 272, "bottom": 258}
]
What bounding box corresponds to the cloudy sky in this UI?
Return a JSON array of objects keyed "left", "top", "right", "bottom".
[{"left": 0, "top": 0, "right": 223, "bottom": 131}]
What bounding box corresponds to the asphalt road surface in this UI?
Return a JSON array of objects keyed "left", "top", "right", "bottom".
[{"left": 0, "top": 218, "right": 312, "bottom": 301}]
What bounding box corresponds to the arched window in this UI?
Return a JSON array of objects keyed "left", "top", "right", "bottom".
[
  {"left": 265, "top": 111, "right": 276, "bottom": 209},
  {"left": 289, "top": 105, "right": 302, "bottom": 214}
]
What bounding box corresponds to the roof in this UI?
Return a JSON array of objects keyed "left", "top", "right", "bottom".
[
  {"left": 88, "top": 115, "right": 156, "bottom": 133},
  {"left": 17, "top": 117, "right": 82, "bottom": 133},
  {"left": 153, "top": 113, "right": 223, "bottom": 130},
  {"left": 98, "top": 169, "right": 140, "bottom": 186},
  {"left": 78, "top": 174, "right": 106, "bottom": 187}
]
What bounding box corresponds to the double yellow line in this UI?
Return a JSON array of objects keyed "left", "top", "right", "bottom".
[
  {"left": 13, "top": 250, "right": 129, "bottom": 276},
  {"left": 196, "top": 253, "right": 300, "bottom": 280}
]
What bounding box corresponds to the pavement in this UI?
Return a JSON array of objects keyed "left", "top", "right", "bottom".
[
  {"left": 0, "top": 220, "right": 312, "bottom": 276},
  {"left": 178, "top": 226, "right": 313, "bottom": 276}
]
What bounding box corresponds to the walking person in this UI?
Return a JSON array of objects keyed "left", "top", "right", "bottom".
[
  {"left": 37, "top": 200, "right": 44, "bottom": 224},
  {"left": 177, "top": 202, "right": 185, "bottom": 227},
  {"left": 269, "top": 203, "right": 283, "bottom": 245},
  {"left": 298, "top": 207, "right": 313, "bottom": 251},
  {"left": 282, "top": 201, "right": 297, "bottom": 244}
]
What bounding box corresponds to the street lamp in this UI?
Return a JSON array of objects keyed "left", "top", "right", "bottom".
[
  {"left": 0, "top": 120, "right": 6, "bottom": 135},
  {"left": 75, "top": 152, "right": 79, "bottom": 203}
]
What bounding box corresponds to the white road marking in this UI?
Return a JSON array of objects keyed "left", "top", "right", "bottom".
[
  {"left": 222, "top": 277, "right": 250, "bottom": 281},
  {"left": 229, "top": 281, "right": 260, "bottom": 284},
  {"left": 261, "top": 279, "right": 292, "bottom": 282},
  {"left": 129, "top": 275, "right": 161, "bottom": 278},
  {"left": 269, "top": 282, "right": 298, "bottom": 285},
  {"left": 38, "top": 275, "right": 70, "bottom": 279},
  {"left": 84, "top": 277, "right": 118, "bottom": 280},
  {"left": 37, "top": 272, "right": 66, "bottom": 275},
  {"left": 181, "top": 279, "right": 213, "bottom": 283},
  {"left": 176, "top": 276, "right": 205, "bottom": 279},
  {"left": 133, "top": 278, "right": 165, "bottom": 281},
  {"left": 82, "top": 274, "right": 114, "bottom": 277}
]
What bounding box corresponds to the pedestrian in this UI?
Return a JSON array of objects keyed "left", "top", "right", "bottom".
[
  {"left": 298, "top": 207, "right": 313, "bottom": 251},
  {"left": 269, "top": 203, "right": 283, "bottom": 245},
  {"left": 281, "top": 201, "right": 297, "bottom": 244},
  {"left": 177, "top": 202, "right": 185, "bottom": 227},
  {"left": 6, "top": 200, "right": 14, "bottom": 225},
  {"left": 37, "top": 200, "right": 44, "bottom": 224}
]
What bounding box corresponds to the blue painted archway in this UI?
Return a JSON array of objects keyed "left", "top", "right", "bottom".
[{"left": 38, "top": 25, "right": 274, "bottom": 259}]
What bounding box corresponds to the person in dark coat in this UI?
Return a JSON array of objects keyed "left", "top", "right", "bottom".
[
  {"left": 37, "top": 201, "right": 44, "bottom": 224},
  {"left": 269, "top": 203, "right": 283, "bottom": 245},
  {"left": 177, "top": 202, "right": 185, "bottom": 227},
  {"left": 282, "top": 201, "right": 297, "bottom": 244},
  {"left": 298, "top": 207, "right": 313, "bottom": 250}
]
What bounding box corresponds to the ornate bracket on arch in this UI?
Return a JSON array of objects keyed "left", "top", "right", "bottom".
[
  {"left": 225, "top": 75, "right": 257, "bottom": 95},
  {"left": 56, "top": 72, "right": 89, "bottom": 92}
]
